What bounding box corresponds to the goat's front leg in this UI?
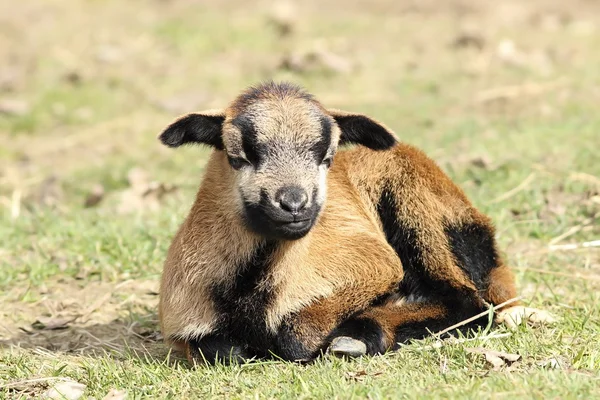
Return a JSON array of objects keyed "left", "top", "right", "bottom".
[
  {"left": 273, "top": 291, "right": 380, "bottom": 362},
  {"left": 184, "top": 333, "right": 251, "bottom": 366}
]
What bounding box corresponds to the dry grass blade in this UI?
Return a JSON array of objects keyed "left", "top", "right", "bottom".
[
  {"left": 403, "top": 332, "right": 513, "bottom": 351},
  {"left": 11, "top": 189, "right": 21, "bottom": 220},
  {"left": 489, "top": 173, "right": 536, "bottom": 204},
  {"left": 432, "top": 297, "right": 522, "bottom": 338},
  {"left": 549, "top": 212, "right": 599, "bottom": 245},
  {"left": 569, "top": 172, "right": 600, "bottom": 187},
  {"left": 475, "top": 79, "right": 568, "bottom": 104}
]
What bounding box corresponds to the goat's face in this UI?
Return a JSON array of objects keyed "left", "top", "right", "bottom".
[
  {"left": 221, "top": 93, "right": 337, "bottom": 239},
  {"left": 159, "top": 82, "right": 397, "bottom": 240}
]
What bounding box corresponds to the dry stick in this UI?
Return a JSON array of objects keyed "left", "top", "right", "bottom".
[
  {"left": 0, "top": 376, "right": 73, "bottom": 389},
  {"left": 432, "top": 297, "right": 522, "bottom": 339},
  {"left": 549, "top": 240, "right": 600, "bottom": 252},
  {"left": 489, "top": 173, "right": 536, "bottom": 204},
  {"left": 549, "top": 225, "right": 585, "bottom": 246},
  {"left": 404, "top": 332, "right": 513, "bottom": 352},
  {"left": 10, "top": 189, "right": 21, "bottom": 220}
]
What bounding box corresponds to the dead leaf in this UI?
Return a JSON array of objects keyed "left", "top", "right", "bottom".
[
  {"left": 43, "top": 380, "right": 86, "bottom": 400},
  {"left": 116, "top": 168, "right": 178, "bottom": 214},
  {"left": 345, "top": 370, "right": 383, "bottom": 381},
  {"left": 84, "top": 184, "right": 105, "bottom": 208},
  {"left": 31, "top": 175, "right": 63, "bottom": 208},
  {"left": 280, "top": 44, "right": 352, "bottom": 75},
  {"left": 32, "top": 316, "right": 78, "bottom": 330},
  {"left": 95, "top": 45, "right": 123, "bottom": 64},
  {"left": 467, "top": 347, "right": 521, "bottom": 370},
  {"left": 0, "top": 67, "right": 22, "bottom": 92},
  {"left": 103, "top": 389, "right": 128, "bottom": 400},
  {"left": 74, "top": 107, "right": 93, "bottom": 121},
  {"left": 452, "top": 32, "right": 485, "bottom": 50},
  {"left": 136, "top": 330, "right": 163, "bottom": 342},
  {"left": 0, "top": 98, "right": 30, "bottom": 116},
  {"left": 267, "top": 0, "right": 297, "bottom": 37},
  {"left": 496, "top": 306, "right": 558, "bottom": 329},
  {"left": 63, "top": 71, "right": 83, "bottom": 85},
  {"left": 469, "top": 155, "right": 493, "bottom": 170}
]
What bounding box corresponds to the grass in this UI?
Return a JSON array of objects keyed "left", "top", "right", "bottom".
[{"left": 1, "top": 0, "right": 599, "bottom": 398}]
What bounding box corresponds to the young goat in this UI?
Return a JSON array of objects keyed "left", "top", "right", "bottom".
[{"left": 158, "top": 81, "right": 553, "bottom": 365}]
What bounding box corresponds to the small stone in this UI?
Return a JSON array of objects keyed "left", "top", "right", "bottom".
[
  {"left": 44, "top": 380, "right": 86, "bottom": 400},
  {"left": 0, "top": 98, "right": 30, "bottom": 116}
]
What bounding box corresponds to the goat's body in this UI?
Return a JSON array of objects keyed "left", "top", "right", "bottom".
[{"left": 159, "top": 143, "right": 517, "bottom": 362}]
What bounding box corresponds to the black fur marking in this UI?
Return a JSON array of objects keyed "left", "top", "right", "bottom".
[
  {"left": 376, "top": 186, "right": 454, "bottom": 300},
  {"left": 159, "top": 113, "right": 224, "bottom": 149},
  {"left": 445, "top": 222, "right": 499, "bottom": 290},
  {"left": 274, "top": 316, "right": 314, "bottom": 361},
  {"left": 392, "top": 300, "right": 488, "bottom": 349},
  {"left": 210, "top": 240, "right": 278, "bottom": 356},
  {"left": 310, "top": 116, "right": 332, "bottom": 163},
  {"left": 328, "top": 317, "right": 386, "bottom": 355},
  {"left": 334, "top": 114, "right": 397, "bottom": 150},
  {"left": 231, "top": 115, "right": 261, "bottom": 165},
  {"left": 188, "top": 335, "right": 249, "bottom": 365},
  {"left": 376, "top": 186, "right": 489, "bottom": 305}
]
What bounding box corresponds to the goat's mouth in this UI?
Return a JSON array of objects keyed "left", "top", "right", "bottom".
[
  {"left": 242, "top": 203, "right": 318, "bottom": 240},
  {"left": 279, "top": 219, "right": 311, "bottom": 229},
  {"left": 274, "top": 218, "right": 312, "bottom": 236}
]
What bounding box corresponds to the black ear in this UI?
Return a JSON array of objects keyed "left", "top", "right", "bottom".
[
  {"left": 158, "top": 110, "right": 225, "bottom": 149},
  {"left": 329, "top": 109, "right": 397, "bottom": 150}
]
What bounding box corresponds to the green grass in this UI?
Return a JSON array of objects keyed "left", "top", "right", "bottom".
[{"left": 1, "top": 0, "right": 600, "bottom": 398}]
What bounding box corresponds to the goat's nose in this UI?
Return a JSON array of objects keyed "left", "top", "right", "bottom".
[{"left": 276, "top": 186, "right": 308, "bottom": 214}]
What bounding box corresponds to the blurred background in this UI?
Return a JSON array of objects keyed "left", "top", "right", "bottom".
[
  {"left": 1, "top": 0, "right": 599, "bottom": 213},
  {"left": 1, "top": 0, "right": 600, "bottom": 388}
]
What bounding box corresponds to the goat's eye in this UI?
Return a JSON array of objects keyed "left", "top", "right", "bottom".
[
  {"left": 228, "top": 156, "right": 250, "bottom": 170},
  {"left": 321, "top": 156, "right": 333, "bottom": 168}
]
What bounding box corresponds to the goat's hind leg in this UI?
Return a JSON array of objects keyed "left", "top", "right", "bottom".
[{"left": 327, "top": 296, "right": 489, "bottom": 357}]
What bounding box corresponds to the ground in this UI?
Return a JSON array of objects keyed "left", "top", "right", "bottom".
[{"left": 1, "top": 0, "right": 599, "bottom": 398}]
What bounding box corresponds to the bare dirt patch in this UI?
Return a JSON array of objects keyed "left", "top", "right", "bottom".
[{"left": 0, "top": 278, "right": 166, "bottom": 360}]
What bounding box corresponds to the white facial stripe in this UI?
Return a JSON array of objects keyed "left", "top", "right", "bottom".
[{"left": 316, "top": 164, "right": 328, "bottom": 205}]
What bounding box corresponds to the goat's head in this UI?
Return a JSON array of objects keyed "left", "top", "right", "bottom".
[{"left": 159, "top": 81, "right": 396, "bottom": 240}]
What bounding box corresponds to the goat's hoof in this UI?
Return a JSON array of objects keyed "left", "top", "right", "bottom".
[{"left": 328, "top": 336, "right": 367, "bottom": 358}]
